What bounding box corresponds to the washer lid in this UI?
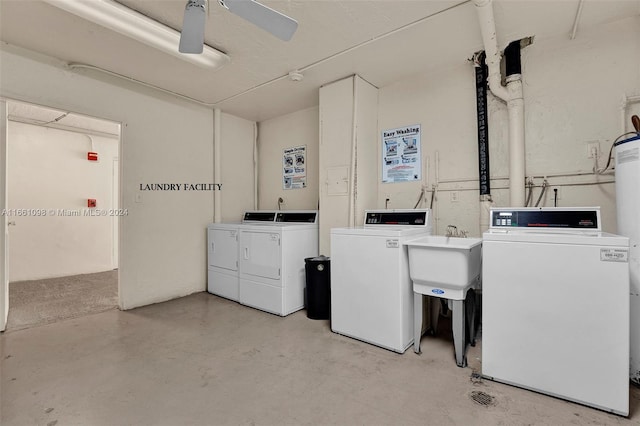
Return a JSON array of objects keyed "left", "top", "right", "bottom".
[
  {"left": 483, "top": 230, "right": 628, "bottom": 247},
  {"left": 331, "top": 226, "right": 431, "bottom": 238}
]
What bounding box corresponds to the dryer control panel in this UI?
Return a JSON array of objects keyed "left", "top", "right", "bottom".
[
  {"left": 275, "top": 211, "right": 318, "bottom": 223},
  {"left": 243, "top": 211, "right": 278, "bottom": 222},
  {"left": 242, "top": 210, "right": 318, "bottom": 224}
]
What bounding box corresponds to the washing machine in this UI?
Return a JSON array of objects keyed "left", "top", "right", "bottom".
[
  {"left": 238, "top": 211, "right": 318, "bottom": 316},
  {"left": 330, "top": 209, "right": 432, "bottom": 353},
  {"left": 615, "top": 133, "right": 640, "bottom": 384},
  {"left": 207, "top": 211, "right": 279, "bottom": 301},
  {"left": 482, "top": 207, "right": 630, "bottom": 416}
]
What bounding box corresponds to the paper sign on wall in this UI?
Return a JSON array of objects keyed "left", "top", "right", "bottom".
[
  {"left": 382, "top": 124, "right": 421, "bottom": 183},
  {"left": 283, "top": 145, "right": 306, "bottom": 189}
]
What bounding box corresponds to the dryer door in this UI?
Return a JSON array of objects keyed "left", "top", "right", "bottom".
[
  {"left": 209, "top": 228, "right": 238, "bottom": 271},
  {"left": 240, "top": 230, "right": 282, "bottom": 280}
]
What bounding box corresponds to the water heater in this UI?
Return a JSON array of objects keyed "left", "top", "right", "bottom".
[{"left": 615, "top": 134, "right": 640, "bottom": 385}]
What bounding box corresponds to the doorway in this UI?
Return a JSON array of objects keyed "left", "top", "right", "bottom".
[{"left": 3, "top": 100, "right": 121, "bottom": 331}]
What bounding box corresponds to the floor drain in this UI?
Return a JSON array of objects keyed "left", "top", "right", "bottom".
[{"left": 470, "top": 390, "right": 495, "bottom": 406}]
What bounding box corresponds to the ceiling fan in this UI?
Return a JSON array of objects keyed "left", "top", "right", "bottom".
[{"left": 179, "top": 0, "right": 298, "bottom": 54}]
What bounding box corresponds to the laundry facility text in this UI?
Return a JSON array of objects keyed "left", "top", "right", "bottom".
[
  {"left": 2, "top": 209, "right": 128, "bottom": 217},
  {"left": 139, "top": 183, "right": 223, "bottom": 191}
]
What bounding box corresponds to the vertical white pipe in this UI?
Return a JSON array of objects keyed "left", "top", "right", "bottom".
[
  {"left": 424, "top": 154, "right": 429, "bottom": 189},
  {"left": 435, "top": 151, "right": 440, "bottom": 234},
  {"left": 253, "top": 122, "right": 258, "bottom": 210},
  {"left": 214, "top": 108, "right": 222, "bottom": 223},
  {"left": 0, "top": 100, "right": 7, "bottom": 330},
  {"left": 570, "top": 0, "right": 585, "bottom": 40},
  {"left": 348, "top": 76, "right": 358, "bottom": 227},
  {"left": 480, "top": 198, "right": 493, "bottom": 234},
  {"left": 621, "top": 94, "right": 628, "bottom": 135},
  {"left": 507, "top": 76, "right": 525, "bottom": 207},
  {"left": 473, "top": 0, "right": 509, "bottom": 102}
]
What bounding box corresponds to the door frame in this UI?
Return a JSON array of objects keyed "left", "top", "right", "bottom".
[
  {"left": 0, "top": 98, "right": 124, "bottom": 331},
  {"left": 0, "top": 100, "right": 8, "bottom": 331}
]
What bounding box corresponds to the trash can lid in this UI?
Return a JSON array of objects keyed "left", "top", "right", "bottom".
[{"left": 310, "top": 255, "right": 330, "bottom": 261}]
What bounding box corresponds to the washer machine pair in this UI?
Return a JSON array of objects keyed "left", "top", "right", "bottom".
[{"left": 208, "top": 211, "right": 318, "bottom": 316}]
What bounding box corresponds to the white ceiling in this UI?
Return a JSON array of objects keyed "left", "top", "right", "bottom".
[
  {"left": 1, "top": 0, "right": 639, "bottom": 122},
  {"left": 7, "top": 101, "right": 121, "bottom": 137}
]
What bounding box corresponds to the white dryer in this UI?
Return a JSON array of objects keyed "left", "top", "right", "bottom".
[
  {"left": 238, "top": 211, "right": 318, "bottom": 316},
  {"left": 207, "top": 211, "right": 278, "bottom": 301},
  {"left": 330, "top": 209, "right": 432, "bottom": 353},
  {"left": 482, "top": 207, "right": 630, "bottom": 416},
  {"left": 208, "top": 222, "right": 241, "bottom": 301}
]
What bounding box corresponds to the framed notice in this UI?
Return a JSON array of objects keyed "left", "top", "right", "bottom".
[
  {"left": 283, "top": 145, "right": 306, "bottom": 189},
  {"left": 382, "top": 124, "right": 421, "bottom": 183}
]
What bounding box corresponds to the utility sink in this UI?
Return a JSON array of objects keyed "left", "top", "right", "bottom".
[{"left": 404, "top": 236, "right": 482, "bottom": 300}]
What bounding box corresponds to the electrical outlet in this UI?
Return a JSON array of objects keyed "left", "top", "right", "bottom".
[
  {"left": 450, "top": 191, "right": 459, "bottom": 202},
  {"left": 587, "top": 142, "right": 600, "bottom": 159}
]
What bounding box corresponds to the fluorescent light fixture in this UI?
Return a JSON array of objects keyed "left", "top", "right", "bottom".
[{"left": 42, "top": 0, "right": 230, "bottom": 70}]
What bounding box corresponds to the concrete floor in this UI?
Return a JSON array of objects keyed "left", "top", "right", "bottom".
[{"left": 1, "top": 292, "right": 638, "bottom": 426}]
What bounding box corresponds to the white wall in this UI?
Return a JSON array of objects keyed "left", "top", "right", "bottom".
[
  {"left": 257, "top": 106, "right": 319, "bottom": 210},
  {"left": 7, "top": 121, "right": 119, "bottom": 281},
  {"left": 0, "top": 44, "right": 255, "bottom": 309},
  {"left": 318, "top": 76, "right": 378, "bottom": 254},
  {"left": 319, "top": 77, "right": 354, "bottom": 254},
  {"left": 378, "top": 16, "right": 640, "bottom": 235},
  {"left": 220, "top": 113, "right": 257, "bottom": 222}
]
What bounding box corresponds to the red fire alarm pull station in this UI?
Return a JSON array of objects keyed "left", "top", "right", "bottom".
[
  {"left": 87, "top": 152, "right": 98, "bottom": 161},
  {"left": 88, "top": 199, "right": 97, "bottom": 208}
]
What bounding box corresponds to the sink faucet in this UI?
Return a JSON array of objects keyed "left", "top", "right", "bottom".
[{"left": 446, "top": 225, "right": 468, "bottom": 238}]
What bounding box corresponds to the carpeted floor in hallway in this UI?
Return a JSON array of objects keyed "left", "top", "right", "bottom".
[{"left": 7, "top": 270, "right": 118, "bottom": 331}]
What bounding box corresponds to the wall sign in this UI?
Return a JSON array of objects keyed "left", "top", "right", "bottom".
[
  {"left": 283, "top": 145, "right": 306, "bottom": 189},
  {"left": 382, "top": 124, "right": 421, "bottom": 183}
]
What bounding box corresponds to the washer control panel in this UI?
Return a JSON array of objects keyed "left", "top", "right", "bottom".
[
  {"left": 364, "top": 209, "right": 431, "bottom": 227},
  {"left": 489, "top": 207, "right": 600, "bottom": 230}
]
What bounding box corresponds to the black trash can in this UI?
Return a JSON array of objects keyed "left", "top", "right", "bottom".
[{"left": 304, "top": 256, "right": 331, "bottom": 320}]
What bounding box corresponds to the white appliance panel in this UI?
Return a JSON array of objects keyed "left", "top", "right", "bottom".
[
  {"left": 615, "top": 135, "right": 640, "bottom": 384},
  {"left": 207, "top": 223, "right": 241, "bottom": 301},
  {"left": 239, "top": 277, "right": 283, "bottom": 315},
  {"left": 208, "top": 269, "right": 239, "bottom": 301},
  {"left": 330, "top": 216, "right": 431, "bottom": 353},
  {"left": 238, "top": 221, "right": 318, "bottom": 316},
  {"left": 209, "top": 228, "right": 238, "bottom": 271},
  {"left": 240, "top": 231, "right": 282, "bottom": 281},
  {"left": 483, "top": 238, "right": 629, "bottom": 415},
  {"left": 331, "top": 233, "right": 408, "bottom": 351}
]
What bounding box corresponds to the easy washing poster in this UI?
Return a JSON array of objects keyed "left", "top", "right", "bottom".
[
  {"left": 283, "top": 145, "right": 306, "bottom": 189},
  {"left": 382, "top": 124, "right": 421, "bottom": 183}
]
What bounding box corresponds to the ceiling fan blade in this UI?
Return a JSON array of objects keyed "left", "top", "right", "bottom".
[
  {"left": 179, "top": 0, "right": 206, "bottom": 54},
  {"left": 223, "top": 0, "right": 298, "bottom": 41}
]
